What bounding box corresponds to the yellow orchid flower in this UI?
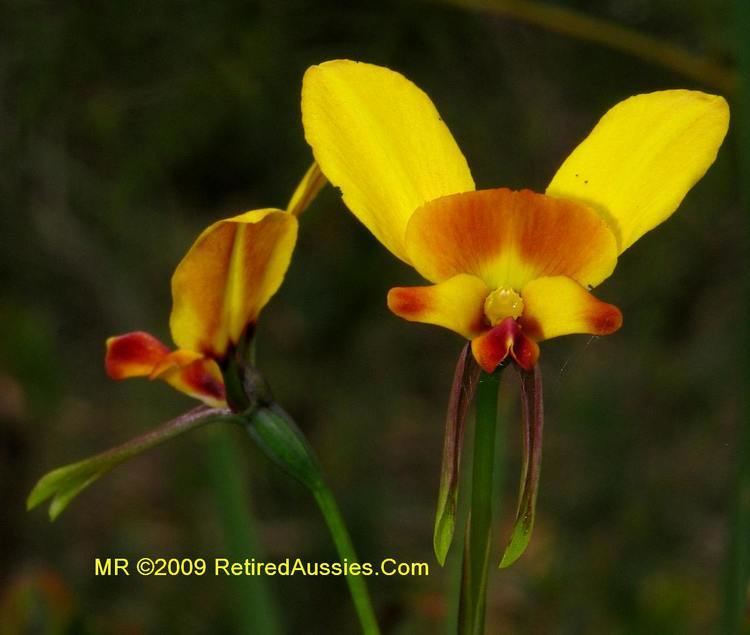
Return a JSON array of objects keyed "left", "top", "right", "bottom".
[
  {"left": 105, "top": 168, "right": 323, "bottom": 407},
  {"left": 302, "top": 60, "right": 729, "bottom": 574},
  {"left": 105, "top": 209, "right": 297, "bottom": 407},
  {"left": 301, "top": 60, "right": 729, "bottom": 372}
]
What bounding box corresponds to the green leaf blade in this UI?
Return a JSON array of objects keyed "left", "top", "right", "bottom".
[{"left": 27, "top": 405, "right": 230, "bottom": 520}]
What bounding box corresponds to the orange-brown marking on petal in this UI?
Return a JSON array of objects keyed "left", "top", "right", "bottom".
[
  {"left": 105, "top": 332, "right": 170, "bottom": 380},
  {"left": 590, "top": 304, "right": 623, "bottom": 334},
  {"left": 178, "top": 359, "right": 226, "bottom": 402},
  {"left": 405, "top": 188, "right": 618, "bottom": 290},
  {"left": 388, "top": 286, "right": 428, "bottom": 317}
]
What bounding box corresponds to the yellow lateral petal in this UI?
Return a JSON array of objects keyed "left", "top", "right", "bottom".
[
  {"left": 405, "top": 188, "right": 618, "bottom": 289},
  {"left": 170, "top": 209, "right": 298, "bottom": 357},
  {"left": 286, "top": 162, "right": 327, "bottom": 217},
  {"left": 387, "top": 274, "right": 490, "bottom": 339},
  {"left": 520, "top": 276, "right": 622, "bottom": 341},
  {"left": 547, "top": 90, "right": 729, "bottom": 253},
  {"left": 302, "top": 60, "right": 475, "bottom": 262}
]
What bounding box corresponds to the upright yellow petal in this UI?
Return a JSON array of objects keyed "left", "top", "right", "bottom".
[
  {"left": 302, "top": 60, "right": 475, "bottom": 262},
  {"left": 547, "top": 90, "right": 729, "bottom": 253},
  {"left": 170, "top": 209, "right": 298, "bottom": 357}
]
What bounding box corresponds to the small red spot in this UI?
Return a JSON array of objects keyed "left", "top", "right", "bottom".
[
  {"left": 590, "top": 304, "right": 623, "bottom": 335},
  {"left": 388, "top": 287, "right": 427, "bottom": 316},
  {"left": 182, "top": 361, "right": 226, "bottom": 400}
]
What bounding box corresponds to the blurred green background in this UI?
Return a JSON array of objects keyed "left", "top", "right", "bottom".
[{"left": 1, "top": 0, "right": 745, "bottom": 633}]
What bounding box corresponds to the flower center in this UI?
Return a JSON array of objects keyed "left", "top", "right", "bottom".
[{"left": 484, "top": 287, "right": 524, "bottom": 325}]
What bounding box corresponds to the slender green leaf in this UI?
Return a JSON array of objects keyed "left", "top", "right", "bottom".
[{"left": 27, "top": 405, "right": 232, "bottom": 520}]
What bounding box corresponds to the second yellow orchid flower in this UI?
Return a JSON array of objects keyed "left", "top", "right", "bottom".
[
  {"left": 105, "top": 164, "right": 325, "bottom": 408},
  {"left": 301, "top": 59, "right": 729, "bottom": 573},
  {"left": 301, "top": 60, "right": 729, "bottom": 372}
]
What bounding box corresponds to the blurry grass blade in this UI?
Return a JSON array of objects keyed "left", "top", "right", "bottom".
[
  {"left": 206, "top": 428, "right": 283, "bottom": 635},
  {"left": 434, "top": 343, "right": 481, "bottom": 565},
  {"left": 286, "top": 162, "right": 327, "bottom": 217},
  {"left": 499, "top": 365, "right": 544, "bottom": 568},
  {"left": 27, "top": 405, "right": 232, "bottom": 520},
  {"left": 432, "top": 0, "right": 735, "bottom": 94}
]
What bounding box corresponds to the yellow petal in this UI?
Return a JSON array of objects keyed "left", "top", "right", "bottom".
[
  {"left": 170, "top": 209, "right": 298, "bottom": 357},
  {"left": 286, "top": 162, "right": 327, "bottom": 217},
  {"left": 547, "top": 90, "right": 729, "bottom": 253},
  {"left": 302, "top": 60, "right": 475, "bottom": 262},
  {"left": 405, "top": 188, "right": 618, "bottom": 289},
  {"left": 520, "top": 276, "right": 622, "bottom": 341},
  {"left": 387, "top": 274, "right": 490, "bottom": 339}
]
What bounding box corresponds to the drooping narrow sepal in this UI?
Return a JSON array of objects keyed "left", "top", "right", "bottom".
[
  {"left": 434, "top": 343, "right": 481, "bottom": 565},
  {"left": 27, "top": 406, "right": 233, "bottom": 520},
  {"left": 499, "top": 364, "right": 544, "bottom": 568}
]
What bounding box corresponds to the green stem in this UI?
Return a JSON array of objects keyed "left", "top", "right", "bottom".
[
  {"left": 460, "top": 369, "right": 502, "bottom": 635},
  {"left": 206, "top": 426, "right": 283, "bottom": 635},
  {"left": 245, "top": 405, "right": 380, "bottom": 634},
  {"left": 723, "top": 1, "right": 750, "bottom": 631},
  {"left": 313, "top": 484, "right": 381, "bottom": 635}
]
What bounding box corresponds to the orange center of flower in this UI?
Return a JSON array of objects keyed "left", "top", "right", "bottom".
[{"left": 484, "top": 287, "right": 524, "bottom": 325}]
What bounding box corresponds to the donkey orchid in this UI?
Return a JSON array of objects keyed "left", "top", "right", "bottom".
[
  {"left": 104, "top": 163, "right": 327, "bottom": 409},
  {"left": 301, "top": 60, "right": 729, "bottom": 372},
  {"left": 106, "top": 209, "right": 298, "bottom": 407},
  {"left": 301, "top": 60, "right": 729, "bottom": 567}
]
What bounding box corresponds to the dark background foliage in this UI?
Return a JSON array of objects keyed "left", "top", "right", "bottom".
[{"left": 0, "top": 0, "right": 744, "bottom": 633}]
